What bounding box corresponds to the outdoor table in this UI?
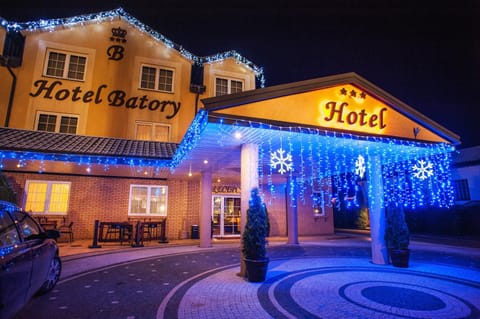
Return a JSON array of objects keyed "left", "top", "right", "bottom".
[
  {"left": 141, "top": 220, "right": 167, "bottom": 242},
  {"left": 130, "top": 219, "right": 168, "bottom": 246},
  {"left": 98, "top": 221, "right": 133, "bottom": 245}
]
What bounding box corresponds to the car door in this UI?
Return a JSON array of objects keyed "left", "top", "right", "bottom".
[
  {"left": 0, "top": 209, "right": 33, "bottom": 319},
  {"left": 13, "top": 212, "right": 52, "bottom": 299}
]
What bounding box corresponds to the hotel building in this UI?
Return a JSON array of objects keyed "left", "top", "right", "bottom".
[{"left": 0, "top": 8, "right": 460, "bottom": 262}]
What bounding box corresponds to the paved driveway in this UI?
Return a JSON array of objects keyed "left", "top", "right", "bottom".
[{"left": 12, "top": 237, "right": 480, "bottom": 319}]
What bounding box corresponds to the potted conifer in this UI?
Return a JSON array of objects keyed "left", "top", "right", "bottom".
[
  {"left": 241, "top": 187, "right": 269, "bottom": 282},
  {"left": 384, "top": 204, "right": 410, "bottom": 267}
]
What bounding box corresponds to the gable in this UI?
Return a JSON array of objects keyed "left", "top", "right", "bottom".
[{"left": 206, "top": 74, "right": 460, "bottom": 145}]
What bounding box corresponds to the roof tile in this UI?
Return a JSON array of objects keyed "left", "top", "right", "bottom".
[{"left": 0, "top": 127, "right": 177, "bottom": 159}]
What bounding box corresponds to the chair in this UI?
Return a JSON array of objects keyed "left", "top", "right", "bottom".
[{"left": 58, "top": 221, "right": 74, "bottom": 243}]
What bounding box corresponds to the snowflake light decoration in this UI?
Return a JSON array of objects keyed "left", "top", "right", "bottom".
[
  {"left": 270, "top": 148, "right": 293, "bottom": 174},
  {"left": 412, "top": 159, "right": 434, "bottom": 180},
  {"left": 355, "top": 155, "right": 366, "bottom": 179}
]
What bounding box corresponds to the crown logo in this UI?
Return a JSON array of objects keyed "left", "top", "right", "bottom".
[{"left": 110, "top": 27, "right": 127, "bottom": 43}]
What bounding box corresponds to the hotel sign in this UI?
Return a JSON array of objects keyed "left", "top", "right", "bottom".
[
  {"left": 215, "top": 82, "right": 450, "bottom": 142},
  {"left": 29, "top": 79, "right": 181, "bottom": 119},
  {"left": 321, "top": 101, "right": 387, "bottom": 130}
]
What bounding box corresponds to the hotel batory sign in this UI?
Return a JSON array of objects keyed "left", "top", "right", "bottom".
[{"left": 29, "top": 79, "right": 181, "bottom": 119}]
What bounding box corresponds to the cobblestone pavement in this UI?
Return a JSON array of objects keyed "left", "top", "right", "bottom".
[{"left": 12, "top": 235, "right": 480, "bottom": 319}]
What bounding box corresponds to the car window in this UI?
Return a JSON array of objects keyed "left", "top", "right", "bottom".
[
  {"left": 0, "top": 209, "right": 21, "bottom": 253},
  {"left": 12, "top": 211, "right": 41, "bottom": 239}
]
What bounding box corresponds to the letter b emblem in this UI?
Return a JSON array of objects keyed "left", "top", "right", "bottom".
[{"left": 107, "top": 45, "right": 125, "bottom": 61}]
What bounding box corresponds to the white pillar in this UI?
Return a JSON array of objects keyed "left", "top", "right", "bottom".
[
  {"left": 199, "top": 170, "right": 212, "bottom": 248},
  {"left": 287, "top": 175, "right": 299, "bottom": 244},
  {"left": 367, "top": 155, "right": 388, "bottom": 264},
  {"left": 239, "top": 143, "right": 259, "bottom": 276}
]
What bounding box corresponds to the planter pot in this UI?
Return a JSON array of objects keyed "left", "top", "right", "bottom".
[
  {"left": 389, "top": 249, "right": 410, "bottom": 268},
  {"left": 244, "top": 258, "right": 269, "bottom": 282}
]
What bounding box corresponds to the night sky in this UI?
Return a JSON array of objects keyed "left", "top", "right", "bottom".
[{"left": 1, "top": 0, "right": 479, "bottom": 148}]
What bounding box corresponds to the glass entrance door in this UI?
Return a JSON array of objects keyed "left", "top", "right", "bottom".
[{"left": 212, "top": 195, "right": 241, "bottom": 237}]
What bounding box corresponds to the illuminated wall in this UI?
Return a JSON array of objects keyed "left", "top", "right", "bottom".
[
  {"left": 216, "top": 84, "right": 450, "bottom": 144},
  {"left": 1, "top": 10, "right": 259, "bottom": 143}
]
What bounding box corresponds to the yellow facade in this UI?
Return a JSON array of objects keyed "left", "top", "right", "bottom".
[
  {"left": 216, "top": 83, "right": 450, "bottom": 144},
  {"left": 0, "top": 13, "right": 258, "bottom": 143}
]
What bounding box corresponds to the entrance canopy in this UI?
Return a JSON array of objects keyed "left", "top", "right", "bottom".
[{"left": 172, "top": 73, "right": 460, "bottom": 210}]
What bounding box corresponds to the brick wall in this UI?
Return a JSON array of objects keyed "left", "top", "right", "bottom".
[
  {"left": 4, "top": 171, "right": 334, "bottom": 241},
  {"left": 4, "top": 172, "right": 201, "bottom": 240}
]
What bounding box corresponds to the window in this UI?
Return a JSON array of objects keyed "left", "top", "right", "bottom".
[
  {"left": 129, "top": 185, "right": 168, "bottom": 216},
  {"left": 24, "top": 181, "right": 71, "bottom": 215},
  {"left": 453, "top": 179, "right": 470, "bottom": 201},
  {"left": 140, "top": 65, "right": 174, "bottom": 92},
  {"left": 135, "top": 122, "right": 170, "bottom": 142},
  {"left": 44, "top": 49, "right": 87, "bottom": 81},
  {"left": 215, "top": 77, "right": 243, "bottom": 96},
  {"left": 36, "top": 112, "right": 78, "bottom": 133}
]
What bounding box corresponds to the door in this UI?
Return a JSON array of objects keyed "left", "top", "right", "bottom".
[{"left": 212, "top": 196, "right": 241, "bottom": 237}]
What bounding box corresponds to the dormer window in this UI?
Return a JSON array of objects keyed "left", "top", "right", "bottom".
[{"left": 215, "top": 77, "right": 243, "bottom": 96}]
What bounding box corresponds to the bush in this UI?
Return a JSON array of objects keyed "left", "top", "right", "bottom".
[
  {"left": 385, "top": 204, "right": 410, "bottom": 250},
  {"left": 241, "top": 188, "right": 268, "bottom": 260}
]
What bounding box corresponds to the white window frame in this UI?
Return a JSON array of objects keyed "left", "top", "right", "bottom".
[
  {"left": 35, "top": 111, "right": 79, "bottom": 134},
  {"left": 135, "top": 121, "right": 171, "bottom": 142},
  {"left": 139, "top": 64, "right": 175, "bottom": 93},
  {"left": 215, "top": 77, "right": 244, "bottom": 96},
  {"left": 43, "top": 48, "right": 87, "bottom": 81},
  {"left": 24, "top": 180, "right": 71, "bottom": 215},
  {"left": 128, "top": 185, "right": 168, "bottom": 217}
]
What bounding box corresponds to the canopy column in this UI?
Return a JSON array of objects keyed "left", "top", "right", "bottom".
[
  {"left": 239, "top": 143, "right": 259, "bottom": 276},
  {"left": 199, "top": 170, "right": 212, "bottom": 248},
  {"left": 286, "top": 175, "right": 299, "bottom": 244},
  {"left": 367, "top": 155, "right": 388, "bottom": 264}
]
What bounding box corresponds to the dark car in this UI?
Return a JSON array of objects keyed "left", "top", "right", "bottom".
[{"left": 0, "top": 200, "right": 62, "bottom": 319}]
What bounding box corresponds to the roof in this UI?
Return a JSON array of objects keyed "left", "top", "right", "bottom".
[
  {"left": 0, "top": 127, "right": 177, "bottom": 159},
  {"left": 201, "top": 72, "right": 461, "bottom": 146},
  {"left": 2, "top": 7, "right": 264, "bottom": 85}
]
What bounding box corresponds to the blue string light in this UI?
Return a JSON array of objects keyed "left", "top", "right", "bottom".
[
  {"left": 3, "top": 8, "right": 265, "bottom": 87},
  {"left": 0, "top": 150, "right": 171, "bottom": 171},
  {"left": 202, "top": 116, "right": 456, "bottom": 210}
]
